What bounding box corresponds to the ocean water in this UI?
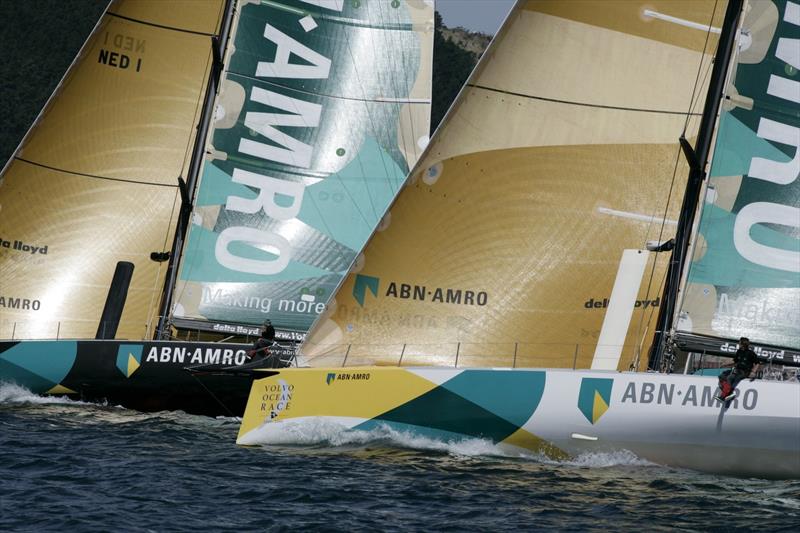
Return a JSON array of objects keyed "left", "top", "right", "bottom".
[{"left": 1, "top": 384, "right": 798, "bottom": 532}]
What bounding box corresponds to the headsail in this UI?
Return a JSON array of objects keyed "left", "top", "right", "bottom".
[
  {"left": 0, "top": 0, "right": 225, "bottom": 340},
  {"left": 676, "top": 0, "right": 800, "bottom": 351},
  {"left": 299, "top": 0, "right": 727, "bottom": 369},
  {"left": 170, "top": 0, "right": 434, "bottom": 336}
]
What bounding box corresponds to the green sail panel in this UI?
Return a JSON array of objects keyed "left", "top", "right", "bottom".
[
  {"left": 172, "top": 0, "right": 433, "bottom": 332},
  {"left": 678, "top": 0, "right": 800, "bottom": 349}
]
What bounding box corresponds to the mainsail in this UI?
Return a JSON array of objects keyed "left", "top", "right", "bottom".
[
  {"left": 0, "top": 0, "right": 225, "bottom": 340},
  {"left": 300, "top": 0, "right": 727, "bottom": 369},
  {"left": 676, "top": 0, "right": 800, "bottom": 351},
  {"left": 169, "top": 0, "right": 434, "bottom": 335}
]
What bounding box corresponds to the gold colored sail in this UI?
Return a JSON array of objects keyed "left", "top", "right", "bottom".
[
  {"left": 0, "top": 0, "right": 224, "bottom": 340},
  {"left": 301, "top": 0, "right": 726, "bottom": 370}
]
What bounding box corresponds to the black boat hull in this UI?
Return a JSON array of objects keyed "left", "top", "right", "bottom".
[{"left": 0, "top": 339, "right": 279, "bottom": 416}]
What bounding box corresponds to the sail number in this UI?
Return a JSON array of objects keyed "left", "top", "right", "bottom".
[{"left": 98, "top": 31, "right": 144, "bottom": 73}]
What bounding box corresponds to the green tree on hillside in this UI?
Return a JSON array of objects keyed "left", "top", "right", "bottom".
[{"left": 430, "top": 11, "right": 481, "bottom": 134}]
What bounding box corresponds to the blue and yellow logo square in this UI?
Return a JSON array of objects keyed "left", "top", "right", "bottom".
[
  {"left": 578, "top": 377, "right": 613, "bottom": 424},
  {"left": 116, "top": 344, "right": 143, "bottom": 378}
]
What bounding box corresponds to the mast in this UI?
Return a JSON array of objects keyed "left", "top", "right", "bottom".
[
  {"left": 649, "top": 0, "right": 745, "bottom": 370},
  {"left": 155, "top": 0, "right": 237, "bottom": 339}
]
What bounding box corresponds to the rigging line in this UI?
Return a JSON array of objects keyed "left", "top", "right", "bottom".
[
  {"left": 147, "top": 188, "right": 182, "bottom": 329},
  {"left": 686, "top": 61, "right": 715, "bottom": 135},
  {"left": 160, "top": 189, "right": 182, "bottom": 269},
  {"left": 364, "top": 5, "right": 422, "bottom": 216},
  {"left": 303, "top": 26, "right": 381, "bottom": 263},
  {"left": 187, "top": 371, "right": 239, "bottom": 418},
  {"left": 179, "top": 50, "right": 215, "bottom": 189},
  {"left": 469, "top": 85, "right": 704, "bottom": 116},
  {"left": 630, "top": 263, "right": 672, "bottom": 370},
  {"left": 633, "top": 0, "right": 721, "bottom": 356},
  {"left": 317, "top": 20, "right": 390, "bottom": 240},
  {"left": 15, "top": 158, "right": 178, "bottom": 187},
  {"left": 106, "top": 12, "right": 216, "bottom": 37},
  {"left": 168, "top": 1, "right": 238, "bottom": 304},
  {"left": 358, "top": 2, "right": 405, "bottom": 207},
  {"left": 631, "top": 143, "right": 685, "bottom": 357},
  {"left": 682, "top": 0, "right": 720, "bottom": 135},
  {"left": 392, "top": 22, "right": 423, "bottom": 197}
]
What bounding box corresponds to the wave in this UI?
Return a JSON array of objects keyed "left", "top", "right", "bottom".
[
  {"left": 241, "top": 418, "right": 522, "bottom": 456},
  {"left": 0, "top": 381, "right": 244, "bottom": 433},
  {"left": 559, "top": 450, "right": 656, "bottom": 468},
  {"left": 0, "top": 381, "right": 90, "bottom": 406},
  {"left": 239, "top": 418, "right": 655, "bottom": 468}
]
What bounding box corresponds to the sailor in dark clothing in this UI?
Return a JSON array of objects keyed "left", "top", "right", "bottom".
[
  {"left": 248, "top": 320, "right": 278, "bottom": 365},
  {"left": 716, "top": 337, "right": 760, "bottom": 401}
]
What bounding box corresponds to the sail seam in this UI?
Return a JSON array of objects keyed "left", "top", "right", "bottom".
[
  {"left": 469, "top": 84, "right": 702, "bottom": 116},
  {"left": 106, "top": 12, "right": 215, "bottom": 37},
  {"left": 227, "top": 72, "right": 429, "bottom": 105},
  {"left": 15, "top": 158, "right": 178, "bottom": 188}
]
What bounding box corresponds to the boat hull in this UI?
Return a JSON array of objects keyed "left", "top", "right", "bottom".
[
  {"left": 0, "top": 339, "right": 261, "bottom": 416},
  {"left": 237, "top": 367, "right": 800, "bottom": 479}
]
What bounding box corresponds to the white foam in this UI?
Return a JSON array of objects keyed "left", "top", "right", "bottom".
[
  {"left": 239, "top": 418, "right": 662, "bottom": 471},
  {"left": 0, "top": 382, "right": 89, "bottom": 406},
  {"left": 559, "top": 449, "right": 656, "bottom": 468},
  {"left": 240, "top": 418, "right": 543, "bottom": 459}
]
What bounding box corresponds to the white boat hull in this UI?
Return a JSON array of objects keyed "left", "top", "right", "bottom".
[{"left": 237, "top": 367, "right": 800, "bottom": 478}]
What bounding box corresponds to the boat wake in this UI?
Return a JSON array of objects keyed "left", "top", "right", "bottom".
[
  {"left": 0, "top": 382, "right": 89, "bottom": 406},
  {"left": 554, "top": 449, "right": 655, "bottom": 468},
  {"left": 0, "top": 381, "right": 239, "bottom": 430},
  {"left": 240, "top": 418, "right": 655, "bottom": 468},
  {"left": 243, "top": 418, "right": 516, "bottom": 456}
]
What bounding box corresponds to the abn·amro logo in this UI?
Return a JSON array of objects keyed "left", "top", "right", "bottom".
[
  {"left": 353, "top": 274, "right": 379, "bottom": 307},
  {"left": 578, "top": 377, "right": 613, "bottom": 424}
]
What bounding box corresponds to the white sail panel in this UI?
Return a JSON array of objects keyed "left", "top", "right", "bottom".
[
  {"left": 0, "top": 0, "right": 224, "bottom": 340},
  {"left": 300, "top": 0, "right": 726, "bottom": 369}
]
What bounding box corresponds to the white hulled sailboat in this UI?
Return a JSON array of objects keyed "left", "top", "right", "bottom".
[{"left": 237, "top": 0, "right": 800, "bottom": 478}]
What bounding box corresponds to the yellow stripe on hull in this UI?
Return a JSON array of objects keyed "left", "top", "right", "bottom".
[{"left": 238, "top": 367, "right": 564, "bottom": 459}]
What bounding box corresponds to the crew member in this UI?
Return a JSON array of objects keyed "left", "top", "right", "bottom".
[
  {"left": 248, "top": 320, "right": 276, "bottom": 363},
  {"left": 717, "top": 337, "right": 760, "bottom": 401}
]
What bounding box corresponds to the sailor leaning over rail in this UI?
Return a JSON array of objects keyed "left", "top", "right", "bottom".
[
  {"left": 716, "top": 337, "right": 761, "bottom": 402},
  {"left": 247, "top": 320, "right": 278, "bottom": 364}
]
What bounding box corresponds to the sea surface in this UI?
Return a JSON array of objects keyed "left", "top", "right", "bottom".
[{"left": 1, "top": 383, "right": 798, "bottom": 532}]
